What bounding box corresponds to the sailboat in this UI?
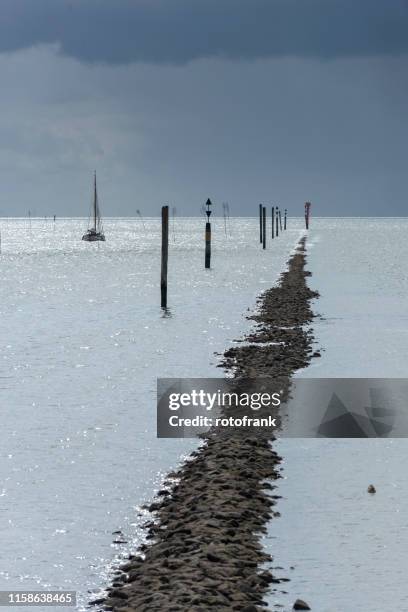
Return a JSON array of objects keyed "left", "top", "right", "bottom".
[{"left": 82, "top": 172, "right": 106, "bottom": 242}]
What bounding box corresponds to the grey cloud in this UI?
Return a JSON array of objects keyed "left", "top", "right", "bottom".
[
  {"left": 1, "top": 45, "right": 407, "bottom": 216},
  {"left": 0, "top": 0, "right": 408, "bottom": 64}
]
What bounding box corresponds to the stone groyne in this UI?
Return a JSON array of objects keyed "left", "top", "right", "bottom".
[{"left": 94, "top": 237, "right": 318, "bottom": 612}]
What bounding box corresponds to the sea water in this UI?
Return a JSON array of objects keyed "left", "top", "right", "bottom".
[
  {"left": 267, "top": 218, "right": 408, "bottom": 612},
  {"left": 0, "top": 216, "right": 304, "bottom": 610}
]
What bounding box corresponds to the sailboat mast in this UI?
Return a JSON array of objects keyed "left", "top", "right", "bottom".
[{"left": 93, "top": 172, "right": 97, "bottom": 231}]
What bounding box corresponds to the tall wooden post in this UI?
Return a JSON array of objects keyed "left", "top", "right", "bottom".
[
  {"left": 259, "top": 204, "right": 263, "bottom": 243},
  {"left": 262, "top": 206, "right": 266, "bottom": 249},
  {"left": 276, "top": 207, "right": 279, "bottom": 237},
  {"left": 284, "top": 209, "right": 287, "bottom": 230},
  {"left": 271, "top": 206, "right": 275, "bottom": 239},
  {"left": 161, "top": 205, "right": 169, "bottom": 309},
  {"left": 279, "top": 209, "right": 282, "bottom": 232},
  {"left": 305, "top": 202, "right": 311, "bottom": 229},
  {"left": 205, "top": 198, "right": 212, "bottom": 269},
  {"left": 205, "top": 222, "right": 211, "bottom": 268}
]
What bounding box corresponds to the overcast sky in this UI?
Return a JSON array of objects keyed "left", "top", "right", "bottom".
[{"left": 0, "top": 0, "right": 407, "bottom": 216}]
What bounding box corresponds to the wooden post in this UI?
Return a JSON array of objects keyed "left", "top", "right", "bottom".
[
  {"left": 205, "top": 222, "right": 211, "bottom": 268},
  {"left": 161, "top": 205, "right": 169, "bottom": 309},
  {"left": 305, "top": 202, "right": 311, "bottom": 229},
  {"left": 284, "top": 209, "right": 287, "bottom": 230},
  {"left": 259, "top": 204, "right": 263, "bottom": 243},
  {"left": 262, "top": 206, "right": 266, "bottom": 249},
  {"left": 279, "top": 209, "right": 282, "bottom": 232},
  {"left": 205, "top": 198, "right": 212, "bottom": 269},
  {"left": 276, "top": 207, "right": 279, "bottom": 237},
  {"left": 271, "top": 206, "right": 274, "bottom": 239}
]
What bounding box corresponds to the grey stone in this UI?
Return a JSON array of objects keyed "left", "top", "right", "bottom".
[{"left": 293, "top": 599, "right": 311, "bottom": 610}]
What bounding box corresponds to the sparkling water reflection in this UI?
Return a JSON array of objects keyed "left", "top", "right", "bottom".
[{"left": 0, "top": 216, "right": 303, "bottom": 610}]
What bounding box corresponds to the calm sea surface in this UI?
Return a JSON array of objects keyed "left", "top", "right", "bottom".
[
  {"left": 0, "top": 216, "right": 303, "bottom": 610},
  {"left": 267, "top": 219, "right": 408, "bottom": 612},
  {"left": 2, "top": 217, "right": 407, "bottom": 612}
]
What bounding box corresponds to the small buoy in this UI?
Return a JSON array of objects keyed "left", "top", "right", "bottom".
[{"left": 367, "top": 484, "right": 376, "bottom": 494}]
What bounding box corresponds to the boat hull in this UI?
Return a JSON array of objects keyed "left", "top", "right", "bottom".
[{"left": 82, "top": 232, "right": 105, "bottom": 242}]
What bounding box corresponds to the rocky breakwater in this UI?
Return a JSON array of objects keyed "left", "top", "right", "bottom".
[{"left": 95, "top": 237, "right": 318, "bottom": 612}]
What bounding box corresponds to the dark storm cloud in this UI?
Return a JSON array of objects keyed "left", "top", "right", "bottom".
[{"left": 0, "top": 0, "right": 407, "bottom": 64}]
